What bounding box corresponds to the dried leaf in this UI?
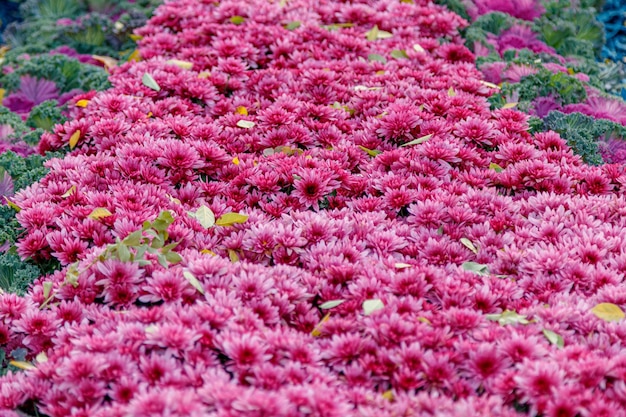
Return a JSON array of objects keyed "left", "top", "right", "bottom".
[
  {"left": 462, "top": 261, "right": 489, "bottom": 276},
  {"left": 311, "top": 312, "right": 331, "bottom": 336},
  {"left": 228, "top": 249, "right": 240, "bottom": 263},
  {"left": 216, "top": 212, "right": 249, "bottom": 226},
  {"left": 236, "top": 120, "right": 255, "bottom": 129},
  {"left": 502, "top": 102, "right": 518, "bottom": 109},
  {"left": 42, "top": 282, "right": 53, "bottom": 299},
  {"left": 382, "top": 390, "right": 395, "bottom": 401},
  {"left": 3, "top": 196, "right": 20, "bottom": 212},
  {"left": 591, "top": 303, "right": 625, "bottom": 322},
  {"left": 447, "top": 87, "right": 456, "bottom": 97},
  {"left": 189, "top": 205, "right": 216, "bottom": 229},
  {"left": 412, "top": 43, "right": 425, "bottom": 53},
  {"left": 489, "top": 162, "right": 503, "bottom": 172},
  {"left": 61, "top": 185, "right": 76, "bottom": 198},
  {"left": 390, "top": 49, "right": 409, "bottom": 59},
  {"left": 166, "top": 59, "right": 193, "bottom": 70},
  {"left": 69, "top": 130, "right": 81, "bottom": 149},
  {"left": 141, "top": 73, "right": 160, "bottom": 91},
  {"left": 394, "top": 263, "right": 412, "bottom": 269},
  {"left": 358, "top": 145, "right": 381, "bottom": 157},
  {"left": 35, "top": 352, "right": 48, "bottom": 363},
  {"left": 88, "top": 207, "right": 113, "bottom": 220},
  {"left": 127, "top": 49, "right": 141, "bottom": 62},
  {"left": 92, "top": 55, "right": 118, "bottom": 70},
  {"left": 363, "top": 299, "right": 384, "bottom": 315},
  {"left": 9, "top": 361, "right": 36, "bottom": 371},
  {"left": 320, "top": 299, "right": 346, "bottom": 309},
  {"left": 366, "top": 25, "right": 379, "bottom": 41},
  {"left": 235, "top": 106, "right": 248, "bottom": 115},
  {"left": 542, "top": 329, "right": 564, "bottom": 348},
  {"left": 75, "top": 99, "right": 90, "bottom": 108},
  {"left": 485, "top": 310, "right": 530, "bottom": 325},
  {"left": 230, "top": 15, "right": 245, "bottom": 25},
  {"left": 232, "top": 156, "right": 240, "bottom": 165},
  {"left": 480, "top": 80, "right": 500, "bottom": 89},
  {"left": 183, "top": 270, "right": 205, "bottom": 295},
  {"left": 368, "top": 54, "right": 387, "bottom": 64},
  {"left": 401, "top": 133, "right": 432, "bottom": 147},
  {"left": 460, "top": 237, "right": 478, "bottom": 254}
]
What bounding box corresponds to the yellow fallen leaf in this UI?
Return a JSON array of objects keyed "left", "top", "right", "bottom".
[
  {"left": 129, "top": 34, "right": 143, "bottom": 42},
  {"left": 198, "top": 71, "right": 211, "bottom": 79},
  {"left": 0, "top": 88, "right": 5, "bottom": 105},
  {"left": 61, "top": 185, "right": 76, "bottom": 198},
  {"left": 592, "top": 303, "right": 625, "bottom": 322},
  {"left": 69, "top": 130, "right": 81, "bottom": 149},
  {"left": 228, "top": 249, "right": 240, "bottom": 263},
  {"left": 88, "top": 207, "right": 113, "bottom": 220},
  {"left": 236, "top": 106, "right": 248, "bottom": 115},
  {"left": 216, "top": 212, "right": 249, "bottom": 226},
  {"left": 75, "top": 99, "right": 89, "bottom": 108},
  {"left": 232, "top": 156, "right": 240, "bottom": 165},
  {"left": 91, "top": 55, "right": 118, "bottom": 71},
  {"left": 311, "top": 312, "right": 331, "bottom": 337},
  {"left": 200, "top": 249, "right": 217, "bottom": 256},
  {"left": 502, "top": 102, "right": 518, "bottom": 109},
  {"left": 4, "top": 196, "right": 21, "bottom": 212},
  {"left": 166, "top": 59, "right": 193, "bottom": 70},
  {"left": 447, "top": 87, "right": 456, "bottom": 97},
  {"left": 127, "top": 49, "right": 141, "bottom": 62},
  {"left": 9, "top": 361, "right": 36, "bottom": 371},
  {"left": 382, "top": 390, "right": 395, "bottom": 401}
]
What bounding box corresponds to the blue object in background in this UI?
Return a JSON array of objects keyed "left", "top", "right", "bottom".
[
  {"left": 599, "top": 0, "right": 626, "bottom": 61},
  {"left": 0, "top": 0, "right": 21, "bottom": 44}
]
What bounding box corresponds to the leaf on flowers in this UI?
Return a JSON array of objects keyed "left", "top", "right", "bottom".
[
  {"left": 69, "top": 130, "right": 81, "bottom": 149},
  {"left": 88, "top": 207, "right": 113, "bottom": 220},
  {"left": 460, "top": 237, "right": 478, "bottom": 254},
  {"left": 401, "top": 134, "right": 432, "bottom": 147},
  {"left": 236, "top": 120, "right": 255, "bottom": 129},
  {"left": 320, "top": 299, "right": 346, "bottom": 309},
  {"left": 188, "top": 205, "right": 215, "bottom": 229},
  {"left": 141, "top": 73, "right": 160, "bottom": 91},
  {"left": 166, "top": 59, "right": 194, "bottom": 70},
  {"left": 591, "top": 303, "right": 625, "bottom": 322},
  {"left": 183, "top": 270, "right": 205, "bottom": 295},
  {"left": 363, "top": 299, "right": 384, "bottom": 315},
  {"left": 542, "top": 329, "right": 564, "bottom": 348},
  {"left": 216, "top": 212, "right": 249, "bottom": 226}
]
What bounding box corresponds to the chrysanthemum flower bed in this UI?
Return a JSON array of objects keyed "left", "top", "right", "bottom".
[{"left": 2, "top": 0, "right": 626, "bottom": 416}]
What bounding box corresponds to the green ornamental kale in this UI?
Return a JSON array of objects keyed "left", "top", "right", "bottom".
[
  {"left": 0, "top": 54, "right": 110, "bottom": 93},
  {"left": 537, "top": 111, "right": 626, "bottom": 165},
  {"left": 26, "top": 100, "right": 66, "bottom": 131},
  {"left": 0, "top": 251, "right": 41, "bottom": 295}
]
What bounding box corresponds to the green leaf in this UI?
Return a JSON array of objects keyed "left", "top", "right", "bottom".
[
  {"left": 489, "top": 162, "right": 503, "bottom": 172},
  {"left": 485, "top": 310, "right": 530, "bottom": 326},
  {"left": 542, "top": 329, "right": 564, "bottom": 348},
  {"left": 368, "top": 54, "right": 387, "bottom": 64},
  {"left": 460, "top": 238, "right": 478, "bottom": 254},
  {"left": 366, "top": 25, "right": 380, "bottom": 41},
  {"left": 363, "top": 299, "right": 384, "bottom": 315},
  {"left": 164, "top": 251, "right": 182, "bottom": 264},
  {"left": 122, "top": 230, "right": 143, "bottom": 247},
  {"left": 390, "top": 49, "right": 409, "bottom": 59},
  {"left": 230, "top": 15, "right": 245, "bottom": 25},
  {"left": 42, "top": 282, "right": 53, "bottom": 299},
  {"left": 216, "top": 212, "right": 249, "bottom": 227},
  {"left": 141, "top": 73, "right": 161, "bottom": 91},
  {"left": 285, "top": 21, "right": 301, "bottom": 30},
  {"left": 117, "top": 243, "right": 131, "bottom": 262},
  {"left": 320, "top": 299, "right": 346, "bottom": 309},
  {"left": 183, "top": 270, "right": 205, "bottom": 294},
  {"left": 462, "top": 261, "right": 489, "bottom": 276},
  {"left": 358, "top": 145, "right": 382, "bottom": 157},
  {"left": 400, "top": 134, "right": 432, "bottom": 147}
]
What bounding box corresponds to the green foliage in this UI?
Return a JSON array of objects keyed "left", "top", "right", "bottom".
[
  {"left": 18, "top": 0, "right": 85, "bottom": 21},
  {"left": 490, "top": 69, "right": 587, "bottom": 109},
  {"left": 464, "top": 12, "right": 516, "bottom": 53},
  {"left": 537, "top": 111, "right": 626, "bottom": 165},
  {"left": 0, "top": 54, "right": 110, "bottom": 93},
  {"left": 0, "top": 150, "right": 63, "bottom": 191},
  {"left": 0, "top": 251, "right": 41, "bottom": 295},
  {"left": 0, "top": 107, "right": 30, "bottom": 138},
  {"left": 0, "top": 205, "right": 21, "bottom": 248},
  {"left": 26, "top": 100, "right": 66, "bottom": 131},
  {"left": 432, "top": 0, "right": 471, "bottom": 21},
  {"left": 535, "top": 0, "right": 605, "bottom": 59}
]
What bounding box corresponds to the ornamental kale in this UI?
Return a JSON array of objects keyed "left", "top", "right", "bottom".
[
  {"left": 0, "top": 251, "right": 41, "bottom": 295},
  {"left": 26, "top": 100, "right": 66, "bottom": 131},
  {"left": 0, "top": 54, "right": 109, "bottom": 94}
]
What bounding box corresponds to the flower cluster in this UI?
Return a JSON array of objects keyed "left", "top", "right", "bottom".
[{"left": 1, "top": 0, "right": 626, "bottom": 416}]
